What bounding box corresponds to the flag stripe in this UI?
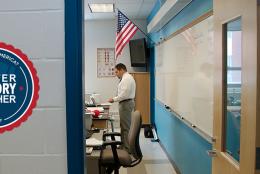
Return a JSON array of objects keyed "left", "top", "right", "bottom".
[
  {"left": 116, "top": 28, "right": 138, "bottom": 57},
  {"left": 116, "top": 24, "right": 137, "bottom": 56},
  {"left": 116, "top": 24, "right": 136, "bottom": 50},
  {"left": 116, "top": 23, "right": 135, "bottom": 46},
  {"left": 115, "top": 10, "right": 139, "bottom": 59},
  {"left": 116, "top": 27, "right": 138, "bottom": 58},
  {"left": 116, "top": 25, "right": 137, "bottom": 53},
  {"left": 116, "top": 23, "right": 135, "bottom": 48},
  {"left": 116, "top": 27, "right": 138, "bottom": 55},
  {"left": 116, "top": 21, "right": 131, "bottom": 42}
]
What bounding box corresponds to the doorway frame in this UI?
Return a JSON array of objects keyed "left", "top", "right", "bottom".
[
  {"left": 212, "top": 0, "right": 258, "bottom": 173},
  {"left": 65, "top": 0, "right": 85, "bottom": 174}
]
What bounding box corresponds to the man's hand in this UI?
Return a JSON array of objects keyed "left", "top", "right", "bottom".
[{"left": 108, "top": 98, "right": 114, "bottom": 103}]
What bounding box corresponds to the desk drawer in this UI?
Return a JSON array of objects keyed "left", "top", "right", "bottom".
[{"left": 92, "top": 120, "right": 107, "bottom": 129}]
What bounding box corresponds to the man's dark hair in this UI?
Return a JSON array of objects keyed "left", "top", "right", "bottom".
[{"left": 115, "top": 63, "right": 127, "bottom": 71}]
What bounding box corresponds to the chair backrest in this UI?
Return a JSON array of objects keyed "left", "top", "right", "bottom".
[{"left": 128, "top": 110, "right": 143, "bottom": 161}]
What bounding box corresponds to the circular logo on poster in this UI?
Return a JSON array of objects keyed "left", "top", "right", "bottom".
[{"left": 0, "top": 42, "right": 39, "bottom": 133}]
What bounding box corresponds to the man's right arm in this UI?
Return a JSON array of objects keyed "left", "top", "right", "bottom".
[{"left": 108, "top": 98, "right": 114, "bottom": 103}]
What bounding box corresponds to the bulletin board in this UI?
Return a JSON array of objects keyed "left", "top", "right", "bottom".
[
  {"left": 155, "top": 15, "right": 214, "bottom": 136},
  {"left": 97, "top": 48, "right": 115, "bottom": 78}
]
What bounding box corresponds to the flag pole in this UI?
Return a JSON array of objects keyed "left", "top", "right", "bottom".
[{"left": 116, "top": 9, "right": 157, "bottom": 46}]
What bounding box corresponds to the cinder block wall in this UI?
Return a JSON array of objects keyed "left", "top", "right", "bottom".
[{"left": 0, "top": 1, "right": 67, "bottom": 174}]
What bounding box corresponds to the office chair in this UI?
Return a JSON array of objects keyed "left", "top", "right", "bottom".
[{"left": 99, "top": 110, "right": 143, "bottom": 174}]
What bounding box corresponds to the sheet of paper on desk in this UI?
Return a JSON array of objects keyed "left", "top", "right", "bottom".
[
  {"left": 86, "top": 147, "right": 93, "bottom": 154},
  {"left": 86, "top": 107, "right": 104, "bottom": 112},
  {"left": 100, "top": 102, "right": 112, "bottom": 106},
  {"left": 86, "top": 138, "right": 103, "bottom": 146}
]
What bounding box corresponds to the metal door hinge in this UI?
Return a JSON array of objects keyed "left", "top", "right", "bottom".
[
  {"left": 207, "top": 149, "right": 217, "bottom": 157},
  {"left": 211, "top": 137, "right": 216, "bottom": 143}
]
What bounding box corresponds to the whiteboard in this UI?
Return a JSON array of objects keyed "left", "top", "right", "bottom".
[{"left": 155, "top": 16, "right": 214, "bottom": 136}]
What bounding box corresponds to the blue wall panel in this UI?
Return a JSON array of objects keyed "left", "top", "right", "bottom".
[
  {"left": 149, "top": 47, "right": 155, "bottom": 125},
  {"left": 65, "top": 0, "right": 85, "bottom": 173},
  {"left": 155, "top": 101, "right": 212, "bottom": 174}
]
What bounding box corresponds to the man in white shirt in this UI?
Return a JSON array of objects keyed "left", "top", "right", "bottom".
[{"left": 108, "top": 63, "right": 136, "bottom": 153}]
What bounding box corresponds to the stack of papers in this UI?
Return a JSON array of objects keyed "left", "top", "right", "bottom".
[
  {"left": 100, "top": 102, "right": 112, "bottom": 106},
  {"left": 86, "top": 107, "right": 104, "bottom": 112},
  {"left": 86, "top": 138, "right": 103, "bottom": 146},
  {"left": 86, "top": 147, "right": 93, "bottom": 154}
]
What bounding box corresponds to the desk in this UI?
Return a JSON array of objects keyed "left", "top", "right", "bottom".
[
  {"left": 86, "top": 130, "right": 105, "bottom": 174},
  {"left": 92, "top": 114, "right": 110, "bottom": 129},
  {"left": 85, "top": 104, "right": 114, "bottom": 131}
]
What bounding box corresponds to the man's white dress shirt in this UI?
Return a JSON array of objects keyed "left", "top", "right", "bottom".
[{"left": 113, "top": 72, "right": 136, "bottom": 102}]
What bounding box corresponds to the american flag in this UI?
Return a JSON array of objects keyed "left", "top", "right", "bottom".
[{"left": 115, "top": 10, "right": 138, "bottom": 59}]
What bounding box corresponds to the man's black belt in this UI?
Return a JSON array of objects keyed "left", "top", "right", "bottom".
[{"left": 119, "top": 98, "right": 133, "bottom": 103}]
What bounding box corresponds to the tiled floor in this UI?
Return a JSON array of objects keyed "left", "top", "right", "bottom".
[{"left": 118, "top": 129, "right": 177, "bottom": 174}]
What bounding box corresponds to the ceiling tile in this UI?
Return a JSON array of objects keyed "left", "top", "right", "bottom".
[{"left": 85, "top": 0, "right": 156, "bottom": 20}]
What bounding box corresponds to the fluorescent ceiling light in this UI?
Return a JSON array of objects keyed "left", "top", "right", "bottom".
[{"left": 88, "top": 3, "right": 114, "bottom": 13}]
